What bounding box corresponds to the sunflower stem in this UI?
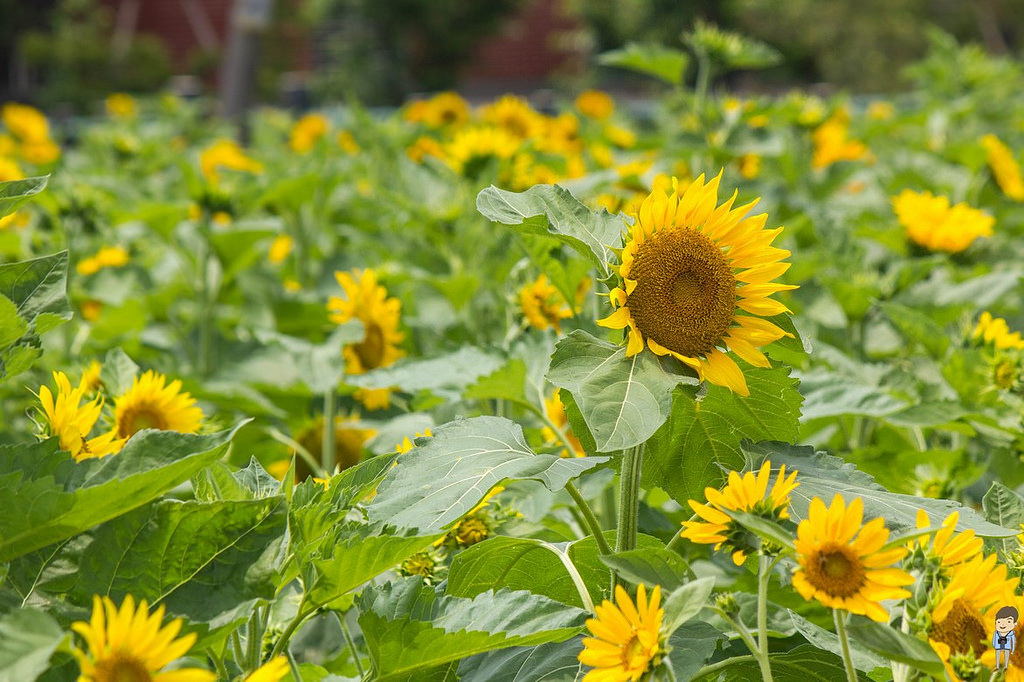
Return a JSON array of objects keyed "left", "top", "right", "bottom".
[
  {"left": 757, "top": 553, "right": 773, "bottom": 679},
  {"left": 268, "top": 604, "right": 315, "bottom": 661},
  {"left": 337, "top": 610, "right": 366, "bottom": 678},
  {"left": 207, "top": 647, "right": 229, "bottom": 680},
  {"left": 321, "top": 389, "right": 337, "bottom": 476},
  {"left": 695, "top": 654, "right": 758, "bottom": 678},
  {"left": 834, "top": 609, "right": 858, "bottom": 682},
  {"left": 566, "top": 481, "right": 612, "bottom": 556},
  {"left": 246, "top": 606, "right": 261, "bottom": 671},
  {"left": 665, "top": 525, "right": 686, "bottom": 553},
  {"left": 615, "top": 443, "right": 644, "bottom": 555}
]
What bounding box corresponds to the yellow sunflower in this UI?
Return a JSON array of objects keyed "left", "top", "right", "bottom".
[
  {"left": 597, "top": 172, "right": 797, "bottom": 396},
  {"left": 442, "top": 126, "right": 520, "bottom": 176},
  {"left": 327, "top": 269, "right": 405, "bottom": 410},
  {"left": 293, "top": 415, "right": 377, "bottom": 480},
  {"left": 105, "top": 93, "right": 138, "bottom": 120},
  {"left": 892, "top": 190, "right": 993, "bottom": 253},
  {"left": 38, "top": 371, "right": 124, "bottom": 461},
  {"left": 519, "top": 274, "right": 573, "bottom": 332},
  {"left": 77, "top": 246, "right": 129, "bottom": 276},
  {"left": 928, "top": 553, "right": 1017, "bottom": 679},
  {"left": 576, "top": 90, "right": 615, "bottom": 120},
  {"left": 480, "top": 95, "right": 543, "bottom": 139},
  {"left": 245, "top": 657, "right": 290, "bottom": 682},
  {"left": 290, "top": 113, "right": 330, "bottom": 153},
  {"left": 419, "top": 92, "right": 470, "bottom": 129},
  {"left": 981, "top": 134, "right": 1024, "bottom": 201},
  {"left": 71, "top": 595, "right": 215, "bottom": 682},
  {"left": 79, "top": 360, "right": 104, "bottom": 394},
  {"left": 973, "top": 312, "right": 1024, "bottom": 351},
  {"left": 113, "top": 370, "right": 203, "bottom": 440},
  {"left": 578, "top": 584, "right": 665, "bottom": 682},
  {"left": 792, "top": 494, "right": 914, "bottom": 622},
  {"left": 2, "top": 102, "right": 50, "bottom": 142},
  {"left": 199, "top": 139, "right": 263, "bottom": 183},
  {"left": 811, "top": 111, "right": 869, "bottom": 169},
  {"left": 682, "top": 460, "right": 799, "bottom": 565},
  {"left": 396, "top": 427, "right": 433, "bottom": 455},
  {"left": 912, "top": 510, "right": 982, "bottom": 569},
  {"left": 542, "top": 389, "right": 585, "bottom": 457},
  {"left": 268, "top": 234, "right": 293, "bottom": 264}
]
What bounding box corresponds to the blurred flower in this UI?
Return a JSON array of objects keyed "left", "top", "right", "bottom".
[
  {"left": 105, "top": 93, "right": 138, "bottom": 119},
  {"left": 812, "top": 111, "right": 868, "bottom": 169},
  {"left": 480, "top": 95, "right": 542, "bottom": 139},
  {"left": 575, "top": 90, "right": 614, "bottom": 120},
  {"left": 893, "top": 190, "right": 993, "bottom": 253},
  {"left": 199, "top": 139, "right": 263, "bottom": 182},
  {"left": 328, "top": 269, "right": 404, "bottom": 410},
  {"left": 2, "top": 102, "right": 50, "bottom": 143},
  {"left": 72, "top": 595, "right": 214, "bottom": 682},
  {"left": 537, "top": 113, "right": 582, "bottom": 155},
  {"left": 78, "top": 360, "right": 103, "bottom": 394},
  {"left": 598, "top": 172, "right": 796, "bottom": 396},
  {"left": 80, "top": 299, "right": 103, "bottom": 321},
  {"left": 406, "top": 136, "right": 444, "bottom": 163},
  {"left": 604, "top": 124, "right": 636, "bottom": 149},
  {"left": 38, "top": 371, "right": 123, "bottom": 461},
  {"left": 212, "top": 211, "right": 232, "bottom": 227},
  {"left": 396, "top": 427, "right": 433, "bottom": 455},
  {"left": 337, "top": 130, "right": 361, "bottom": 155},
  {"left": 973, "top": 312, "right": 1024, "bottom": 350},
  {"left": 747, "top": 114, "right": 769, "bottom": 128},
  {"left": 542, "top": 389, "right": 585, "bottom": 457},
  {"left": 911, "top": 510, "right": 983, "bottom": 570},
  {"left": 20, "top": 138, "right": 60, "bottom": 164},
  {"left": 682, "top": 460, "right": 798, "bottom": 565},
  {"left": 268, "top": 234, "right": 293, "bottom": 264},
  {"left": 294, "top": 416, "right": 377, "bottom": 479},
  {"left": 418, "top": 91, "right": 470, "bottom": 129},
  {"left": 738, "top": 153, "right": 761, "bottom": 179},
  {"left": 981, "top": 134, "right": 1024, "bottom": 201},
  {"left": 399, "top": 549, "right": 445, "bottom": 584},
  {"left": 792, "top": 494, "right": 914, "bottom": 622},
  {"left": 507, "top": 153, "right": 560, "bottom": 190},
  {"left": 867, "top": 100, "right": 894, "bottom": 120},
  {"left": 519, "top": 274, "right": 573, "bottom": 332},
  {"left": 290, "top": 113, "right": 329, "bottom": 153},
  {"left": 113, "top": 370, "right": 203, "bottom": 441},
  {"left": 77, "top": 246, "right": 129, "bottom": 276},
  {"left": 245, "top": 657, "right": 290, "bottom": 682},
  {"left": 796, "top": 97, "right": 826, "bottom": 126},
  {"left": 443, "top": 126, "right": 519, "bottom": 176},
  {"left": 578, "top": 584, "right": 665, "bottom": 682},
  {"left": 0, "top": 156, "right": 24, "bottom": 181},
  {"left": 588, "top": 142, "right": 614, "bottom": 168}
]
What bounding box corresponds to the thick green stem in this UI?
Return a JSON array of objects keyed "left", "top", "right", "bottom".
[
  {"left": 207, "top": 648, "right": 229, "bottom": 680},
  {"left": 245, "top": 607, "right": 261, "bottom": 671},
  {"left": 268, "top": 605, "right": 314, "bottom": 661},
  {"left": 322, "top": 390, "right": 337, "bottom": 475},
  {"left": 196, "top": 235, "right": 214, "bottom": 377},
  {"left": 694, "top": 52, "right": 712, "bottom": 123},
  {"left": 566, "top": 482, "right": 612, "bottom": 555},
  {"left": 757, "top": 554, "right": 774, "bottom": 682},
  {"left": 615, "top": 444, "right": 644, "bottom": 554},
  {"left": 665, "top": 525, "right": 686, "bottom": 553},
  {"left": 834, "top": 609, "right": 858, "bottom": 682},
  {"left": 696, "top": 655, "right": 758, "bottom": 679}
]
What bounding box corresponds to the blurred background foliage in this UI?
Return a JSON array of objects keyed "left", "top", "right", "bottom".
[{"left": 0, "top": 0, "right": 1022, "bottom": 109}]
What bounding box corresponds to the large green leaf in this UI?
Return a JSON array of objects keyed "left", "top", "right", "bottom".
[
  {"left": 983, "top": 482, "right": 1024, "bottom": 556},
  {"left": 665, "top": 620, "right": 726, "bottom": 681},
  {"left": 597, "top": 42, "right": 690, "bottom": 85},
  {"left": 75, "top": 496, "right": 286, "bottom": 625},
  {"left": 548, "top": 331, "right": 695, "bottom": 453},
  {"left": 599, "top": 549, "right": 691, "bottom": 592},
  {"left": 695, "top": 645, "right": 871, "bottom": 681},
  {"left": 0, "top": 176, "right": 48, "bottom": 220},
  {"left": 458, "top": 637, "right": 584, "bottom": 682},
  {"left": 366, "top": 416, "right": 606, "bottom": 532},
  {"left": 0, "top": 251, "right": 71, "bottom": 379},
  {"left": 476, "top": 184, "right": 623, "bottom": 277},
  {"left": 798, "top": 369, "right": 906, "bottom": 420},
  {"left": 0, "top": 424, "right": 246, "bottom": 562},
  {"left": 789, "top": 611, "right": 885, "bottom": 673},
  {"left": 346, "top": 346, "right": 503, "bottom": 398},
  {"left": 0, "top": 607, "right": 65, "bottom": 682},
  {"left": 358, "top": 579, "right": 586, "bottom": 681},
  {"left": 255, "top": 323, "right": 364, "bottom": 393},
  {"left": 644, "top": 365, "right": 802, "bottom": 505},
  {"left": 748, "top": 441, "right": 1016, "bottom": 535},
  {"left": 309, "top": 524, "right": 442, "bottom": 607},
  {"left": 846, "top": 616, "right": 945, "bottom": 678}
]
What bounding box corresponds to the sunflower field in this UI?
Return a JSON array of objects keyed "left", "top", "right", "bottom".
[{"left": 4, "top": 27, "right": 1024, "bottom": 682}]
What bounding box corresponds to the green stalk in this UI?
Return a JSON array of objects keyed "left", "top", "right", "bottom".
[
  {"left": 615, "top": 443, "right": 644, "bottom": 554},
  {"left": 566, "top": 481, "right": 612, "bottom": 556},
  {"left": 322, "top": 390, "right": 337, "bottom": 476},
  {"left": 693, "top": 52, "right": 712, "bottom": 124},
  {"left": 757, "top": 554, "right": 774, "bottom": 682},
  {"left": 834, "top": 610, "right": 858, "bottom": 682},
  {"left": 337, "top": 611, "right": 366, "bottom": 679},
  {"left": 695, "top": 655, "right": 757, "bottom": 679},
  {"left": 268, "top": 605, "right": 315, "bottom": 661}
]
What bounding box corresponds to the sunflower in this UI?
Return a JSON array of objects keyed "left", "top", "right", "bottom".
[
  {"left": 578, "top": 584, "right": 665, "bottom": 682},
  {"left": 113, "top": 370, "right": 203, "bottom": 440},
  {"left": 519, "top": 274, "right": 573, "bottom": 332},
  {"left": 268, "top": 234, "right": 293, "bottom": 264},
  {"left": 682, "top": 460, "right": 799, "bottom": 565},
  {"left": 480, "top": 95, "right": 543, "bottom": 139},
  {"left": 290, "top": 113, "right": 330, "bottom": 153},
  {"left": 928, "top": 554, "right": 1017, "bottom": 678},
  {"left": 811, "top": 111, "right": 868, "bottom": 169},
  {"left": 738, "top": 153, "right": 761, "bottom": 180},
  {"left": 105, "top": 93, "right": 138, "bottom": 120},
  {"left": 981, "top": 134, "right": 1024, "bottom": 201},
  {"left": 2, "top": 102, "right": 50, "bottom": 143},
  {"left": 576, "top": 90, "right": 615, "bottom": 120},
  {"left": 38, "top": 371, "right": 124, "bottom": 461},
  {"left": 912, "top": 510, "right": 982, "bottom": 570},
  {"left": 79, "top": 360, "right": 104, "bottom": 394},
  {"left": 77, "top": 246, "right": 129, "bottom": 276},
  {"left": 973, "top": 312, "right": 1024, "bottom": 351},
  {"left": 542, "top": 389, "right": 585, "bottom": 457},
  {"left": 442, "top": 126, "right": 520, "bottom": 176},
  {"left": 71, "top": 595, "right": 215, "bottom": 682},
  {"left": 327, "top": 269, "right": 405, "bottom": 410},
  {"left": 293, "top": 415, "right": 377, "bottom": 480},
  {"left": 792, "top": 494, "right": 914, "bottom": 622},
  {"left": 420, "top": 92, "right": 470, "bottom": 129},
  {"left": 892, "top": 190, "right": 993, "bottom": 253},
  {"left": 199, "top": 139, "right": 263, "bottom": 183},
  {"left": 245, "top": 657, "right": 290, "bottom": 682},
  {"left": 597, "top": 172, "right": 797, "bottom": 396}
]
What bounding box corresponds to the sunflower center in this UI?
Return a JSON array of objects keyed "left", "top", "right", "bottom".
[
  {"left": 803, "top": 543, "right": 866, "bottom": 598},
  {"left": 626, "top": 227, "right": 736, "bottom": 358},
  {"left": 117, "top": 404, "right": 167, "bottom": 438},
  {"left": 354, "top": 323, "right": 386, "bottom": 370},
  {"left": 455, "top": 517, "right": 490, "bottom": 546},
  {"left": 622, "top": 633, "right": 650, "bottom": 671},
  {"left": 93, "top": 651, "right": 153, "bottom": 682},
  {"left": 929, "top": 598, "right": 987, "bottom": 657}
]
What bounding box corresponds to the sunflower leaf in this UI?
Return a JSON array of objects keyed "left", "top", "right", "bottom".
[
  {"left": 0, "top": 607, "right": 66, "bottom": 682},
  {"left": 982, "top": 482, "right": 1024, "bottom": 556},
  {"left": 0, "top": 175, "right": 48, "bottom": 221},
  {"left": 548, "top": 330, "right": 697, "bottom": 453},
  {"left": 719, "top": 509, "right": 796, "bottom": 551},
  {"left": 642, "top": 364, "right": 801, "bottom": 505},
  {"left": 458, "top": 637, "right": 585, "bottom": 682},
  {"left": 476, "top": 184, "right": 623, "bottom": 278},
  {"left": 346, "top": 346, "right": 503, "bottom": 399},
  {"left": 598, "top": 548, "right": 691, "bottom": 592},
  {"left": 845, "top": 616, "right": 946, "bottom": 678},
  {"left": 597, "top": 42, "right": 690, "bottom": 85},
  {"left": 692, "top": 644, "right": 873, "bottom": 681},
  {"left": 661, "top": 577, "right": 716, "bottom": 636},
  {"left": 358, "top": 579, "right": 586, "bottom": 681},
  {"left": 366, "top": 416, "right": 607, "bottom": 532}
]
